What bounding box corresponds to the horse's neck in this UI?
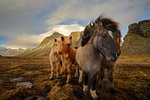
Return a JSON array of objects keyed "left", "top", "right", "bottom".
[
  {"left": 51, "top": 46, "right": 57, "bottom": 54},
  {"left": 62, "top": 46, "right": 70, "bottom": 55},
  {"left": 88, "top": 32, "right": 96, "bottom": 44}
]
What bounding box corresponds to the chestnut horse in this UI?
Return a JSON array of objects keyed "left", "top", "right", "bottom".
[
  {"left": 60, "top": 36, "right": 78, "bottom": 83},
  {"left": 76, "top": 16, "right": 120, "bottom": 99}
]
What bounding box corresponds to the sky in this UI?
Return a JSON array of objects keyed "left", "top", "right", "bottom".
[{"left": 0, "top": 0, "right": 150, "bottom": 49}]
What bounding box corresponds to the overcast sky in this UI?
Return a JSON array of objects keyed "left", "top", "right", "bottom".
[{"left": 0, "top": 0, "right": 150, "bottom": 49}]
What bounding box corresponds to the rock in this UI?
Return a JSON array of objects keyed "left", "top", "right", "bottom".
[
  {"left": 127, "top": 20, "right": 150, "bottom": 37},
  {"left": 139, "top": 20, "right": 150, "bottom": 37},
  {"left": 128, "top": 23, "right": 141, "bottom": 35},
  {"left": 121, "top": 19, "right": 150, "bottom": 55}
]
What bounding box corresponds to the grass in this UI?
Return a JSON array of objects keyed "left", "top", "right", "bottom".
[{"left": 0, "top": 55, "right": 150, "bottom": 100}]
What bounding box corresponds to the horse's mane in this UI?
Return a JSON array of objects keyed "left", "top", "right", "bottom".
[{"left": 81, "top": 15, "right": 121, "bottom": 46}]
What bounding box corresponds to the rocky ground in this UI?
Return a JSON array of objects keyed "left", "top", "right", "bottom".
[{"left": 0, "top": 55, "right": 150, "bottom": 100}]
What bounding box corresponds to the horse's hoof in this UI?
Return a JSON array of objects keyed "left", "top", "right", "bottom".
[
  {"left": 83, "top": 91, "right": 88, "bottom": 96},
  {"left": 78, "top": 80, "right": 82, "bottom": 84},
  {"left": 62, "top": 75, "right": 66, "bottom": 78},
  {"left": 50, "top": 77, "right": 54, "bottom": 80},
  {"left": 97, "top": 85, "right": 102, "bottom": 90},
  {"left": 110, "top": 88, "right": 115, "bottom": 94},
  {"left": 66, "top": 80, "right": 70, "bottom": 84},
  {"left": 74, "top": 74, "right": 78, "bottom": 78},
  {"left": 93, "top": 97, "right": 98, "bottom": 100}
]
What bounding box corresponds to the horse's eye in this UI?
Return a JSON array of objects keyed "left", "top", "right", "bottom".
[{"left": 102, "top": 35, "right": 107, "bottom": 39}]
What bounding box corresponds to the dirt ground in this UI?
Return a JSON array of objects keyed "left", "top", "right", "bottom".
[{"left": 0, "top": 55, "right": 150, "bottom": 100}]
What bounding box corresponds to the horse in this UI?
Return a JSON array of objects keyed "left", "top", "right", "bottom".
[
  {"left": 49, "top": 38, "right": 62, "bottom": 79},
  {"left": 60, "top": 36, "right": 79, "bottom": 83},
  {"left": 98, "top": 30, "right": 121, "bottom": 93},
  {"left": 76, "top": 16, "right": 120, "bottom": 99}
]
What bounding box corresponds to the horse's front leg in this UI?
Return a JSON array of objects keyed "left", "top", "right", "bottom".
[
  {"left": 90, "top": 73, "right": 98, "bottom": 99},
  {"left": 60, "top": 59, "right": 65, "bottom": 77},
  {"left": 66, "top": 63, "right": 72, "bottom": 83},
  {"left": 98, "top": 67, "right": 104, "bottom": 90},
  {"left": 107, "top": 66, "right": 115, "bottom": 93},
  {"left": 82, "top": 71, "right": 88, "bottom": 94},
  {"left": 74, "top": 65, "right": 78, "bottom": 78},
  {"left": 50, "top": 62, "right": 55, "bottom": 79},
  {"left": 56, "top": 61, "right": 60, "bottom": 79}
]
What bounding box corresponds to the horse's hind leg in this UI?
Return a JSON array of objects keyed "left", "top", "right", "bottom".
[
  {"left": 56, "top": 62, "right": 60, "bottom": 79},
  {"left": 90, "top": 73, "right": 98, "bottom": 99},
  {"left": 78, "top": 69, "right": 83, "bottom": 83},
  {"left": 74, "top": 65, "right": 78, "bottom": 78},
  {"left": 50, "top": 62, "right": 55, "bottom": 79},
  {"left": 82, "top": 71, "right": 88, "bottom": 94},
  {"left": 107, "top": 67, "right": 115, "bottom": 93}
]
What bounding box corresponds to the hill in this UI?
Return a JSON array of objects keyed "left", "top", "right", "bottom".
[
  {"left": 19, "top": 31, "right": 82, "bottom": 57},
  {"left": 121, "top": 19, "right": 150, "bottom": 55},
  {"left": 19, "top": 32, "right": 63, "bottom": 57}
]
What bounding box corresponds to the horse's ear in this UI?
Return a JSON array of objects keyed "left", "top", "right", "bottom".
[
  {"left": 99, "top": 21, "right": 103, "bottom": 27},
  {"left": 54, "top": 38, "right": 57, "bottom": 42},
  {"left": 69, "top": 36, "right": 72, "bottom": 40},
  {"left": 90, "top": 21, "right": 94, "bottom": 28},
  {"left": 61, "top": 36, "right": 64, "bottom": 41}
]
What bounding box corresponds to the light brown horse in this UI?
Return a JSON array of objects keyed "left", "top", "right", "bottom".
[
  {"left": 60, "top": 36, "right": 79, "bottom": 83},
  {"left": 76, "top": 16, "right": 120, "bottom": 99},
  {"left": 49, "top": 38, "right": 62, "bottom": 79}
]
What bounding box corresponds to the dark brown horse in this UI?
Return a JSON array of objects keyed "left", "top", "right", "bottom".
[
  {"left": 98, "top": 30, "right": 121, "bottom": 93},
  {"left": 76, "top": 16, "right": 120, "bottom": 99}
]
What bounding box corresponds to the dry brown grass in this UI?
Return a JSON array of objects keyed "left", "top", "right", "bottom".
[{"left": 0, "top": 55, "right": 150, "bottom": 100}]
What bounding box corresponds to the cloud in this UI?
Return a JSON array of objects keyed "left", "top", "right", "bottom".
[
  {"left": 0, "top": 0, "right": 150, "bottom": 49},
  {"left": 0, "top": 24, "right": 84, "bottom": 49},
  {"left": 46, "top": 0, "right": 150, "bottom": 26},
  {"left": 0, "top": 0, "right": 58, "bottom": 39}
]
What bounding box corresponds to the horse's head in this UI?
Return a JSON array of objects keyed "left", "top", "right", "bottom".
[
  {"left": 53, "top": 38, "right": 62, "bottom": 54},
  {"left": 93, "top": 21, "right": 119, "bottom": 62},
  {"left": 61, "top": 36, "right": 72, "bottom": 46},
  {"left": 61, "top": 36, "right": 72, "bottom": 58}
]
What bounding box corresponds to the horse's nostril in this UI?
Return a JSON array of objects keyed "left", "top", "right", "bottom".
[{"left": 111, "top": 57, "right": 116, "bottom": 61}]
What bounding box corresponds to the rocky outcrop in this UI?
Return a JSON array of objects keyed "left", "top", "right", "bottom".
[
  {"left": 128, "top": 20, "right": 150, "bottom": 37},
  {"left": 121, "top": 19, "right": 150, "bottom": 55}
]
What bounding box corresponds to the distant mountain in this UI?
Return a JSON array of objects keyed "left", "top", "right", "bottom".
[
  {"left": 0, "top": 48, "right": 28, "bottom": 56},
  {"left": 121, "top": 19, "right": 150, "bottom": 55},
  {"left": 19, "top": 31, "right": 82, "bottom": 57},
  {"left": 19, "top": 32, "right": 63, "bottom": 57}
]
